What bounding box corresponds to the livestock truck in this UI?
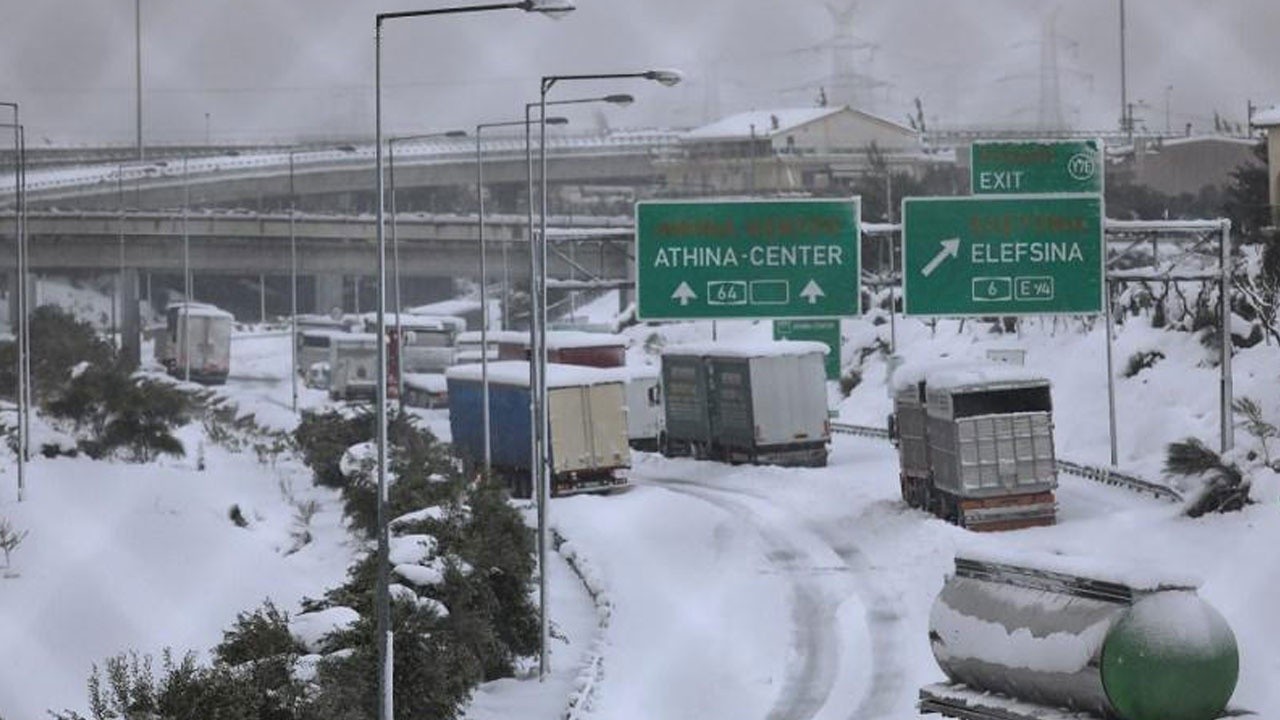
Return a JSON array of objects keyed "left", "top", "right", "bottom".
[
  {"left": 446, "top": 361, "right": 630, "bottom": 498},
  {"left": 890, "top": 363, "right": 1057, "bottom": 531},
  {"left": 156, "top": 302, "right": 233, "bottom": 384},
  {"left": 660, "top": 340, "right": 830, "bottom": 467},
  {"left": 921, "top": 551, "right": 1239, "bottom": 720}
]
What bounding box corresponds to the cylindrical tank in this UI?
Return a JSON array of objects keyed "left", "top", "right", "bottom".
[{"left": 930, "top": 556, "right": 1238, "bottom": 720}]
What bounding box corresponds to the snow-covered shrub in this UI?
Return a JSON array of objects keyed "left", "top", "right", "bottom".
[
  {"left": 1122, "top": 349, "right": 1165, "bottom": 378},
  {"left": 0, "top": 517, "right": 28, "bottom": 568},
  {"left": 1233, "top": 396, "right": 1280, "bottom": 470},
  {"left": 1164, "top": 437, "right": 1253, "bottom": 517},
  {"left": 0, "top": 306, "right": 114, "bottom": 404},
  {"left": 48, "top": 372, "right": 191, "bottom": 462}
]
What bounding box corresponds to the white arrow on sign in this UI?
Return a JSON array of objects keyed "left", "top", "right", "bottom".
[
  {"left": 671, "top": 281, "right": 698, "bottom": 306},
  {"left": 799, "top": 279, "right": 825, "bottom": 304},
  {"left": 921, "top": 237, "right": 961, "bottom": 277}
]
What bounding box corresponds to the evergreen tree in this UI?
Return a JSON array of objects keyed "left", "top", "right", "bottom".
[{"left": 1221, "top": 137, "right": 1270, "bottom": 240}]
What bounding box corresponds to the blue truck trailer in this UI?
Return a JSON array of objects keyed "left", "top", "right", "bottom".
[{"left": 446, "top": 361, "right": 630, "bottom": 498}]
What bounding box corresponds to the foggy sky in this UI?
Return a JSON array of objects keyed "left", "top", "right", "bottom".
[{"left": 1, "top": 0, "right": 1277, "bottom": 146}]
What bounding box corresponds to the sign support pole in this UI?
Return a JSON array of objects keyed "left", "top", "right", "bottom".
[
  {"left": 1105, "top": 275, "right": 1119, "bottom": 466},
  {"left": 1220, "top": 219, "right": 1234, "bottom": 454}
]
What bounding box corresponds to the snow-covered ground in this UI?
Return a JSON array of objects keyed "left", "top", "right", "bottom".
[{"left": 2, "top": 286, "right": 1278, "bottom": 719}]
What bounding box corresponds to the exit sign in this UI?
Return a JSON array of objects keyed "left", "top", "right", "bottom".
[{"left": 971, "top": 139, "right": 1104, "bottom": 195}]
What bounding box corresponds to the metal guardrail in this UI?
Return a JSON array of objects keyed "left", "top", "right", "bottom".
[
  {"left": 830, "top": 421, "right": 890, "bottom": 441},
  {"left": 829, "top": 422, "right": 1183, "bottom": 503},
  {"left": 1054, "top": 459, "right": 1183, "bottom": 503}
]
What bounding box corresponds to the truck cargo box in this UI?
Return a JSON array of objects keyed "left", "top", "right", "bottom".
[
  {"left": 328, "top": 333, "right": 380, "bottom": 401},
  {"left": 446, "top": 361, "right": 630, "bottom": 497},
  {"left": 890, "top": 361, "right": 1058, "bottom": 530},
  {"left": 661, "top": 340, "right": 829, "bottom": 467}
]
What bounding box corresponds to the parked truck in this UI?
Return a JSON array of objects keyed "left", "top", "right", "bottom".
[
  {"left": 920, "top": 551, "right": 1238, "bottom": 720},
  {"left": 889, "top": 362, "right": 1057, "bottom": 531},
  {"left": 328, "top": 333, "right": 380, "bottom": 401},
  {"left": 622, "top": 364, "right": 664, "bottom": 451},
  {"left": 659, "top": 340, "right": 830, "bottom": 467},
  {"left": 361, "top": 313, "right": 459, "bottom": 373},
  {"left": 446, "top": 361, "right": 630, "bottom": 498},
  {"left": 155, "top": 302, "right": 233, "bottom": 385}
]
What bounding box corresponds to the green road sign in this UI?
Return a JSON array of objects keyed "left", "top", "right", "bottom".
[
  {"left": 971, "top": 139, "right": 1103, "bottom": 195},
  {"left": 773, "top": 319, "right": 841, "bottom": 379},
  {"left": 635, "top": 198, "right": 861, "bottom": 320},
  {"left": 901, "top": 195, "right": 1104, "bottom": 317}
]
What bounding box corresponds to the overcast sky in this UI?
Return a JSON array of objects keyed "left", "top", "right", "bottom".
[{"left": 2, "top": 0, "right": 1277, "bottom": 146}]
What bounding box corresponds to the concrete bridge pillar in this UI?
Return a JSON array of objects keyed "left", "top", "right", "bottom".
[
  {"left": 4, "top": 270, "right": 15, "bottom": 331},
  {"left": 315, "top": 274, "right": 345, "bottom": 316},
  {"left": 119, "top": 268, "right": 141, "bottom": 370},
  {"left": 5, "top": 270, "right": 36, "bottom": 335}
]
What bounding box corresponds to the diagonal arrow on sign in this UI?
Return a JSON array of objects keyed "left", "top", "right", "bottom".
[
  {"left": 799, "top": 279, "right": 825, "bottom": 304},
  {"left": 671, "top": 281, "right": 697, "bottom": 306},
  {"left": 921, "top": 237, "right": 961, "bottom": 277}
]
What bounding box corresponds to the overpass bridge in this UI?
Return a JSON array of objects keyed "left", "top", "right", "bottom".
[
  {"left": 0, "top": 131, "right": 681, "bottom": 212},
  {"left": 0, "top": 209, "right": 633, "bottom": 314}
]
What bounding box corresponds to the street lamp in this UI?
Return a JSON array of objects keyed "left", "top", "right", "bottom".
[
  {"left": 182, "top": 155, "right": 191, "bottom": 383},
  {"left": 1, "top": 102, "right": 26, "bottom": 502},
  {"left": 1119, "top": 0, "right": 1129, "bottom": 142},
  {"left": 516, "top": 93, "right": 632, "bottom": 330},
  {"left": 475, "top": 115, "right": 568, "bottom": 479},
  {"left": 388, "top": 129, "right": 467, "bottom": 408},
  {"left": 531, "top": 69, "right": 681, "bottom": 678},
  {"left": 286, "top": 144, "right": 360, "bottom": 413},
  {"left": 372, "top": 2, "right": 573, "bottom": 717}
]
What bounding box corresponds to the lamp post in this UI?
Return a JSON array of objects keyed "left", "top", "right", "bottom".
[
  {"left": 373, "top": 3, "right": 573, "bottom": 717},
  {"left": 1, "top": 102, "right": 26, "bottom": 501},
  {"left": 514, "top": 93, "right": 632, "bottom": 332},
  {"left": 287, "top": 144, "right": 360, "bottom": 413},
  {"left": 182, "top": 154, "right": 191, "bottom": 383},
  {"left": 533, "top": 69, "right": 681, "bottom": 678},
  {"left": 1119, "top": 0, "right": 1129, "bottom": 142},
  {"left": 387, "top": 129, "right": 467, "bottom": 408},
  {"left": 475, "top": 116, "right": 567, "bottom": 479},
  {"left": 288, "top": 150, "right": 300, "bottom": 414}
]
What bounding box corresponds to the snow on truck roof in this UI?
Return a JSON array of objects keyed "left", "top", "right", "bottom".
[
  {"left": 168, "top": 303, "right": 234, "bottom": 320},
  {"left": 446, "top": 360, "right": 627, "bottom": 388},
  {"left": 890, "top": 359, "right": 1048, "bottom": 394},
  {"left": 662, "top": 339, "right": 829, "bottom": 359},
  {"left": 487, "top": 330, "right": 629, "bottom": 349}
]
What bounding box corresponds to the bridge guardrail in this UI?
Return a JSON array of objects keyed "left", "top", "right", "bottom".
[{"left": 829, "top": 422, "right": 1182, "bottom": 503}]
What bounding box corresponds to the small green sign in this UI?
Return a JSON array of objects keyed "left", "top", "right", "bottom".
[
  {"left": 901, "top": 195, "right": 1104, "bottom": 317},
  {"left": 635, "top": 199, "right": 861, "bottom": 320},
  {"left": 971, "top": 139, "right": 1103, "bottom": 195},
  {"left": 773, "top": 319, "right": 841, "bottom": 379}
]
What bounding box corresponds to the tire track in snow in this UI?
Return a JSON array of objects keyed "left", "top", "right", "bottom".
[
  {"left": 631, "top": 472, "right": 852, "bottom": 720},
  {"left": 811, "top": 526, "right": 909, "bottom": 720}
]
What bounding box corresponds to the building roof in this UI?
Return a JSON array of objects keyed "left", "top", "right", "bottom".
[
  {"left": 1251, "top": 104, "right": 1280, "bottom": 127},
  {"left": 682, "top": 105, "right": 916, "bottom": 142}
]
